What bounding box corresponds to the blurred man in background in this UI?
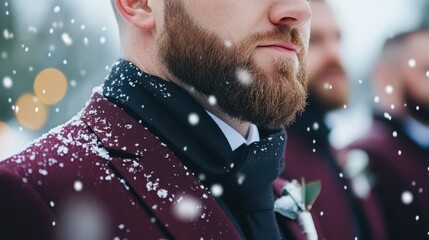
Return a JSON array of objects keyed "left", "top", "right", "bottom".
[
  {"left": 346, "top": 27, "right": 429, "bottom": 239},
  {"left": 281, "top": 0, "right": 388, "bottom": 239}
]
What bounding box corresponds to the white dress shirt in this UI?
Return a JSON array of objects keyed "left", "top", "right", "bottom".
[
  {"left": 206, "top": 111, "right": 260, "bottom": 151},
  {"left": 404, "top": 116, "right": 429, "bottom": 148}
]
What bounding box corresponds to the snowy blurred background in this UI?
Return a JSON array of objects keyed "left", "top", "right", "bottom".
[{"left": 0, "top": 0, "right": 428, "bottom": 159}]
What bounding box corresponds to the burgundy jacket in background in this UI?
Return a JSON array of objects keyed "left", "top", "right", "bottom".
[
  {"left": 347, "top": 117, "right": 429, "bottom": 240},
  {"left": 282, "top": 127, "right": 388, "bottom": 240},
  {"left": 0, "top": 93, "right": 322, "bottom": 240}
]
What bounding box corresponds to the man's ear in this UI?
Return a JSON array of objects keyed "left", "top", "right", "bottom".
[{"left": 115, "top": 0, "right": 155, "bottom": 30}]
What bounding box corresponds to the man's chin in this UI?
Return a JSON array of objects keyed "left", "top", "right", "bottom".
[{"left": 253, "top": 54, "right": 299, "bottom": 75}]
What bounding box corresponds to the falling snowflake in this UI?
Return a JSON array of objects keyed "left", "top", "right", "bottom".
[
  {"left": 385, "top": 85, "right": 394, "bottom": 94},
  {"left": 224, "top": 40, "right": 233, "bottom": 48},
  {"left": 74, "top": 180, "right": 83, "bottom": 192},
  {"left": 384, "top": 112, "right": 392, "bottom": 121},
  {"left": 374, "top": 96, "right": 380, "bottom": 103},
  {"left": 401, "top": 191, "right": 413, "bottom": 205},
  {"left": 323, "top": 82, "right": 330, "bottom": 90},
  {"left": 157, "top": 189, "right": 168, "bottom": 199},
  {"left": 3, "top": 29, "right": 13, "bottom": 40},
  {"left": 173, "top": 196, "right": 202, "bottom": 221},
  {"left": 237, "top": 173, "right": 246, "bottom": 185},
  {"left": 188, "top": 113, "right": 199, "bottom": 126},
  {"left": 312, "top": 122, "right": 319, "bottom": 131},
  {"left": 2, "top": 76, "right": 12, "bottom": 89},
  {"left": 236, "top": 68, "right": 252, "bottom": 86},
  {"left": 53, "top": 6, "right": 61, "bottom": 13},
  {"left": 198, "top": 173, "right": 206, "bottom": 181},
  {"left": 210, "top": 184, "right": 223, "bottom": 197},
  {"left": 70, "top": 80, "right": 77, "bottom": 87},
  {"left": 408, "top": 59, "right": 416, "bottom": 68},
  {"left": 208, "top": 95, "right": 217, "bottom": 106},
  {"left": 39, "top": 169, "right": 48, "bottom": 176},
  {"left": 62, "top": 33, "right": 73, "bottom": 46}
]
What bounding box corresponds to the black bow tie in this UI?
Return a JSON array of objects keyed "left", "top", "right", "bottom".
[{"left": 219, "top": 130, "right": 287, "bottom": 239}]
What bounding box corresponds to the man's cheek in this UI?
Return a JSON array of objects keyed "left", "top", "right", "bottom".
[{"left": 302, "top": 24, "right": 312, "bottom": 49}]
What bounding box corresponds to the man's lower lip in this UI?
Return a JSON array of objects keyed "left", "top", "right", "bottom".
[{"left": 259, "top": 46, "right": 297, "bottom": 55}]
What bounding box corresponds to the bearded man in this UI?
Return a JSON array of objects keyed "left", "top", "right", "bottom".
[
  {"left": 281, "top": 0, "right": 387, "bottom": 239},
  {"left": 346, "top": 27, "right": 429, "bottom": 240},
  {"left": 0, "top": 0, "right": 317, "bottom": 239}
]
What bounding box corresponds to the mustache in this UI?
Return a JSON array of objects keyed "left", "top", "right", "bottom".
[
  {"left": 316, "top": 62, "right": 346, "bottom": 78},
  {"left": 235, "top": 27, "right": 306, "bottom": 56}
]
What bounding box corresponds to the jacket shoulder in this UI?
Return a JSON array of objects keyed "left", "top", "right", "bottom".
[{"left": 1, "top": 114, "right": 111, "bottom": 178}]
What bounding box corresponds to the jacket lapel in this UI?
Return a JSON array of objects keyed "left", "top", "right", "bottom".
[{"left": 81, "top": 93, "right": 241, "bottom": 239}]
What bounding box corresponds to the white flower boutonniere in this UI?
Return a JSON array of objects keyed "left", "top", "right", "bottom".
[
  {"left": 274, "top": 179, "right": 322, "bottom": 240},
  {"left": 343, "top": 149, "right": 374, "bottom": 199}
]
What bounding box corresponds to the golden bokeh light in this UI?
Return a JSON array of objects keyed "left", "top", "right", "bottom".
[
  {"left": 34, "top": 68, "right": 68, "bottom": 105},
  {"left": 15, "top": 93, "right": 48, "bottom": 130}
]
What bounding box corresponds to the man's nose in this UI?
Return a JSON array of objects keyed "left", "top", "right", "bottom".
[{"left": 269, "top": 0, "right": 312, "bottom": 28}]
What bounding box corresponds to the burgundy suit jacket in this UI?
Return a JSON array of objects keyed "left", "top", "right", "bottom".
[
  {"left": 0, "top": 93, "right": 320, "bottom": 240},
  {"left": 282, "top": 130, "right": 387, "bottom": 240},
  {"left": 347, "top": 118, "right": 429, "bottom": 239}
]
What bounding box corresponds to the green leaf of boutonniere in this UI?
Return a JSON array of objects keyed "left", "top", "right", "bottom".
[
  {"left": 304, "top": 181, "right": 322, "bottom": 210},
  {"left": 301, "top": 178, "right": 306, "bottom": 208}
]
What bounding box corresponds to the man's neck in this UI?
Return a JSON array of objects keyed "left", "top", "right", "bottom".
[
  {"left": 188, "top": 88, "right": 252, "bottom": 138},
  {"left": 167, "top": 73, "right": 252, "bottom": 138},
  {"left": 206, "top": 107, "right": 251, "bottom": 138}
]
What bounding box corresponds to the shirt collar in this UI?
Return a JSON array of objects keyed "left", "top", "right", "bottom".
[
  {"left": 403, "top": 116, "right": 429, "bottom": 148},
  {"left": 206, "top": 111, "right": 260, "bottom": 151}
]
